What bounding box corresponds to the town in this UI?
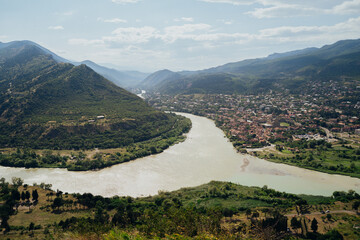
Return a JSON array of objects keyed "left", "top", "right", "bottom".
[{"left": 146, "top": 78, "right": 360, "bottom": 178}]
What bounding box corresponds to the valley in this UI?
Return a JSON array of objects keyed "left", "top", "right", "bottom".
[{"left": 0, "top": 38, "right": 360, "bottom": 239}]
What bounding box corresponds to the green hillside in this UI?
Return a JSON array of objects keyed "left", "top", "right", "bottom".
[
  {"left": 143, "top": 39, "right": 360, "bottom": 95},
  {"left": 0, "top": 41, "right": 190, "bottom": 150},
  {"left": 1, "top": 180, "right": 358, "bottom": 239}
]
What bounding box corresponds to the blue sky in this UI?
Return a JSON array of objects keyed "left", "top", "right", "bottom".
[{"left": 1, "top": 0, "right": 360, "bottom": 72}]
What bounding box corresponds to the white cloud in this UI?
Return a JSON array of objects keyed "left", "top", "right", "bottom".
[
  {"left": 174, "top": 17, "right": 194, "bottom": 22},
  {"left": 55, "top": 10, "right": 75, "bottom": 16},
  {"left": 48, "top": 25, "right": 64, "bottom": 30},
  {"left": 112, "top": 0, "right": 140, "bottom": 4},
  {"left": 104, "top": 26, "right": 158, "bottom": 44},
  {"left": 199, "top": 0, "right": 253, "bottom": 5},
  {"left": 161, "top": 24, "right": 212, "bottom": 43},
  {"left": 68, "top": 38, "right": 104, "bottom": 46},
  {"left": 330, "top": 0, "right": 360, "bottom": 14},
  {"left": 97, "top": 17, "right": 127, "bottom": 23},
  {"left": 254, "top": 16, "right": 360, "bottom": 43},
  {"left": 247, "top": 4, "right": 318, "bottom": 18},
  {"left": 202, "top": 0, "right": 360, "bottom": 18},
  {"left": 218, "top": 19, "right": 233, "bottom": 25},
  {"left": 67, "top": 23, "right": 245, "bottom": 47},
  {"left": 68, "top": 16, "right": 360, "bottom": 53}
]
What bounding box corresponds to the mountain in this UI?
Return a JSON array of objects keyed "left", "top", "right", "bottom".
[
  {"left": 77, "top": 60, "right": 148, "bottom": 89},
  {"left": 0, "top": 41, "right": 187, "bottom": 149},
  {"left": 206, "top": 39, "right": 360, "bottom": 75},
  {"left": 0, "top": 40, "right": 70, "bottom": 63},
  {"left": 0, "top": 40, "right": 149, "bottom": 90},
  {"left": 142, "top": 39, "right": 360, "bottom": 94},
  {"left": 138, "top": 69, "right": 182, "bottom": 90},
  {"left": 265, "top": 47, "right": 318, "bottom": 60}
]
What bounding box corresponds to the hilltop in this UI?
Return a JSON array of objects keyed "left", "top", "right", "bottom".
[{"left": 0, "top": 41, "right": 190, "bottom": 151}]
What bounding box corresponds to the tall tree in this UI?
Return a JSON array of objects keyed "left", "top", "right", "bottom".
[
  {"left": 11, "top": 189, "right": 21, "bottom": 201},
  {"left": 32, "top": 189, "right": 39, "bottom": 202},
  {"left": 311, "top": 218, "right": 318, "bottom": 233},
  {"left": 21, "top": 191, "right": 26, "bottom": 201},
  {"left": 25, "top": 191, "right": 31, "bottom": 201},
  {"left": 290, "top": 217, "right": 301, "bottom": 234}
]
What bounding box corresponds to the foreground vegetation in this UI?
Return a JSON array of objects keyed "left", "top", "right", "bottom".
[
  {"left": 0, "top": 115, "right": 191, "bottom": 171},
  {"left": 1, "top": 178, "right": 359, "bottom": 239}
]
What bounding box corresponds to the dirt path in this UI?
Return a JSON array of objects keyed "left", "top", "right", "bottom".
[
  {"left": 285, "top": 210, "right": 357, "bottom": 217},
  {"left": 245, "top": 144, "right": 275, "bottom": 152}
]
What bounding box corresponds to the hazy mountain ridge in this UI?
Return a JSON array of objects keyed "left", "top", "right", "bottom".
[
  {"left": 0, "top": 40, "right": 148, "bottom": 89},
  {"left": 138, "top": 69, "right": 182, "bottom": 90},
  {"left": 75, "top": 60, "right": 148, "bottom": 89},
  {"left": 139, "top": 39, "right": 360, "bottom": 94}
]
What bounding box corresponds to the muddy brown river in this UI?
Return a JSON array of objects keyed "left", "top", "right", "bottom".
[{"left": 0, "top": 113, "right": 359, "bottom": 197}]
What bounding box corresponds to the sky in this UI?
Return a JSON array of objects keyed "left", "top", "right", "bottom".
[{"left": 1, "top": 0, "right": 360, "bottom": 72}]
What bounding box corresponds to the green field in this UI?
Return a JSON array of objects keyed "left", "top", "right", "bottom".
[{"left": 253, "top": 138, "right": 360, "bottom": 178}]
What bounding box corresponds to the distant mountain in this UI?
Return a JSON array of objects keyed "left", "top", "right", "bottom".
[
  {"left": 0, "top": 41, "right": 184, "bottom": 149},
  {"left": 78, "top": 60, "right": 148, "bottom": 89},
  {"left": 141, "top": 39, "right": 360, "bottom": 94},
  {"left": 0, "top": 40, "right": 148, "bottom": 89},
  {"left": 138, "top": 69, "right": 182, "bottom": 90},
  {"left": 265, "top": 47, "right": 318, "bottom": 60},
  {"left": 206, "top": 39, "right": 360, "bottom": 75}
]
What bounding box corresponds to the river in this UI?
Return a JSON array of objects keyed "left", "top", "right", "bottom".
[{"left": 0, "top": 113, "right": 359, "bottom": 197}]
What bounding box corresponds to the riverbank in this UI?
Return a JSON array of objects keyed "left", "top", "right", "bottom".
[
  {"left": 243, "top": 138, "right": 360, "bottom": 179},
  {"left": 1, "top": 113, "right": 359, "bottom": 198},
  {"left": 0, "top": 115, "right": 191, "bottom": 171}
]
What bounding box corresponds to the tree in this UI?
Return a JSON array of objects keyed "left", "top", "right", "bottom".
[
  {"left": 11, "top": 177, "right": 23, "bottom": 187},
  {"left": 56, "top": 190, "right": 63, "bottom": 198},
  {"left": 11, "top": 189, "right": 21, "bottom": 201},
  {"left": 21, "top": 191, "right": 26, "bottom": 201},
  {"left": 53, "top": 197, "right": 63, "bottom": 211},
  {"left": 25, "top": 190, "right": 31, "bottom": 201},
  {"left": 32, "top": 189, "right": 39, "bottom": 202},
  {"left": 311, "top": 218, "right": 318, "bottom": 233},
  {"left": 29, "top": 222, "right": 35, "bottom": 232},
  {"left": 245, "top": 209, "right": 252, "bottom": 219},
  {"left": 352, "top": 201, "right": 360, "bottom": 212},
  {"left": 290, "top": 217, "right": 301, "bottom": 234}
]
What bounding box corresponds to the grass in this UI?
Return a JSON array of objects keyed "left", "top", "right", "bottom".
[
  {"left": 280, "top": 122, "right": 290, "bottom": 127},
  {"left": 8, "top": 186, "right": 91, "bottom": 227},
  {"left": 253, "top": 140, "right": 360, "bottom": 178}
]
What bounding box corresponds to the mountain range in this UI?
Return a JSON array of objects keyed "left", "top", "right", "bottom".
[
  {"left": 139, "top": 39, "right": 360, "bottom": 94},
  {"left": 0, "top": 41, "right": 184, "bottom": 149},
  {"left": 73, "top": 60, "right": 148, "bottom": 89},
  {"left": 0, "top": 40, "right": 148, "bottom": 90}
]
